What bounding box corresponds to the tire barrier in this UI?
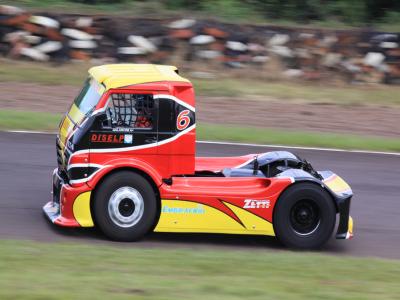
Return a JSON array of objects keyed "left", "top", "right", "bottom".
[{"left": 1, "top": 5, "right": 399, "bottom": 84}]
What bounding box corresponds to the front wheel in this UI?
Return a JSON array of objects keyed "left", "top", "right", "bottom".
[
  {"left": 93, "top": 171, "right": 158, "bottom": 242},
  {"left": 273, "top": 183, "right": 336, "bottom": 249}
]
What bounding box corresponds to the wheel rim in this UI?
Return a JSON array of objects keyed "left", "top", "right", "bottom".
[
  {"left": 290, "top": 199, "right": 320, "bottom": 236},
  {"left": 108, "top": 186, "right": 144, "bottom": 228}
]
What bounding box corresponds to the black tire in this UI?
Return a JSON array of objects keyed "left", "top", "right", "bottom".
[
  {"left": 93, "top": 171, "right": 158, "bottom": 242},
  {"left": 273, "top": 183, "right": 336, "bottom": 249}
]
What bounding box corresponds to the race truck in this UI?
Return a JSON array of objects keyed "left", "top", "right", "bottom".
[{"left": 43, "top": 64, "right": 353, "bottom": 249}]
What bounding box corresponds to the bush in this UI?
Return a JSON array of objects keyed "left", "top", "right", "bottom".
[{"left": 68, "top": 0, "right": 400, "bottom": 25}]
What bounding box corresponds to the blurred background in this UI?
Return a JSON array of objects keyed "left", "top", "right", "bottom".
[
  {"left": 0, "top": 0, "right": 400, "bottom": 150},
  {"left": 1, "top": 2, "right": 400, "bottom": 299}
]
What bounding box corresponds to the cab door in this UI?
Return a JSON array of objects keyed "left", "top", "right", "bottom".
[{"left": 155, "top": 95, "right": 196, "bottom": 176}]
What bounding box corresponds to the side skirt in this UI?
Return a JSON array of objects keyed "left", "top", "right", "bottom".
[{"left": 154, "top": 199, "right": 275, "bottom": 236}]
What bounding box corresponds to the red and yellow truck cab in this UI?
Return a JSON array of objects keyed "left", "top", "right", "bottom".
[{"left": 43, "top": 64, "right": 353, "bottom": 249}]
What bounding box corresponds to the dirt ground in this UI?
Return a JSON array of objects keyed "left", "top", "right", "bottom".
[{"left": 0, "top": 82, "right": 399, "bottom": 137}]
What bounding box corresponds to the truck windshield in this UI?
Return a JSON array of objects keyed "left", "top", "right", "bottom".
[{"left": 74, "top": 79, "right": 102, "bottom": 115}]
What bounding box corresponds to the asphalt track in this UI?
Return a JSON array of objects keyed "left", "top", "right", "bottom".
[{"left": 1, "top": 131, "right": 399, "bottom": 259}]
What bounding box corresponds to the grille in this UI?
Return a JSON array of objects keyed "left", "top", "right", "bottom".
[
  {"left": 64, "top": 148, "right": 71, "bottom": 167},
  {"left": 53, "top": 178, "right": 61, "bottom": 205},
  {"left": 56, "top": 137, "right": 63, "bottom": 169},
  {"left": 56, "top": 137, "right": 69, "bottom": 182}
]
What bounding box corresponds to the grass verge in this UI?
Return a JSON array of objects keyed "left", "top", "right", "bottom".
[
  {"left": 1, "top": 110, "right": 400, "bottom": 152},
  {"left": 0, "top": 110, "right": 61, "bottom": 131},
  {"left": 2, "top": 60, "right": 400, "bottom": 106},
  {"left": 0, "top": 239, "right": 399, "bottom": 299},
  {"left": 197, "top": 124, "right": 400, "bottom": 152}
]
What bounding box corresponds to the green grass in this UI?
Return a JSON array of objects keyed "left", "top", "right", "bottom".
[
  {"left": 0, "top": 110, "right": 61, "bottom": 131},
  {"left": 2, "top": 60, "right": 400, "bottom": 106},
  {"left": 2, "top": 0, "right": 169, "bottom": 16},
  {"left": 0, "top": 239, "right": 399, "bottom": 299},
  {"left": 0, "top": 60, "right": 88, "bottom": 86},
  {"left": 1, "top": 110, "right": 400, "bottom": 152},
  {"left": 197, "top": 124, "right": 400, "bottom": 152}
]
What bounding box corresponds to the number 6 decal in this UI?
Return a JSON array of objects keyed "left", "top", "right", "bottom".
[{"left": 177, "top": 110, "right": 190, "bottom": 131}]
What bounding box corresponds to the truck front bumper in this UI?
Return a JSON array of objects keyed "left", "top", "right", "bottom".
[{"left": 43, "top": 168, "right": 93, "bottom": 227}]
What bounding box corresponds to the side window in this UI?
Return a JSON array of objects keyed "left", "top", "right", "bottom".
[{"left": 105, "top": 94, "right": 154, "bottom": 129}]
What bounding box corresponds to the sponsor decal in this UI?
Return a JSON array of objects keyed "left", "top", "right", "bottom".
[
  {"left": 112, "top": 127, "right": 135, "bottom": 132},
  {"left": 162, "top": 204, "right": 205, "bottom": 214},
  {"left": 91, "top": 133, "right": 124, "bottom": 143},
  {"left": 243, "top": 199, "right": 271, "bottom": 209},
  {"left": 124, "top": 134, "right": 133, "bottom": 144},
  {"left": 177, "top": 109, "right": 191, "bottom": 131}
]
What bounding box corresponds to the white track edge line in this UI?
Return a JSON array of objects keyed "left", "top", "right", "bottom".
[
  {"left": 198, "top": 140, "right": 400, "bottom": 156},
  {"left": 6, "top": 130, "right": 55, "bottom": 134},
  {"left": 3, "top": 130, "right": 400, "bottom": 156}
]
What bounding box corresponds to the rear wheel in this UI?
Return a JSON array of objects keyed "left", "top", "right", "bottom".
[
  {"left": 273, "top": 183, "right": 336, "bottom": 249},
  {"left": 93, "top": 171, "right": 157, "bottom": 242}
]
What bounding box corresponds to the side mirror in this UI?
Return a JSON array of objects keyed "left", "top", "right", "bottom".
[{"left": 93, "top": 112, "right": 110, "bottom": 129}]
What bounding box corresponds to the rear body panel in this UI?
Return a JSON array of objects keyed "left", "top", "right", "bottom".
[{"left": 155, "top": 176, "right": 292, "bottom": 235}]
